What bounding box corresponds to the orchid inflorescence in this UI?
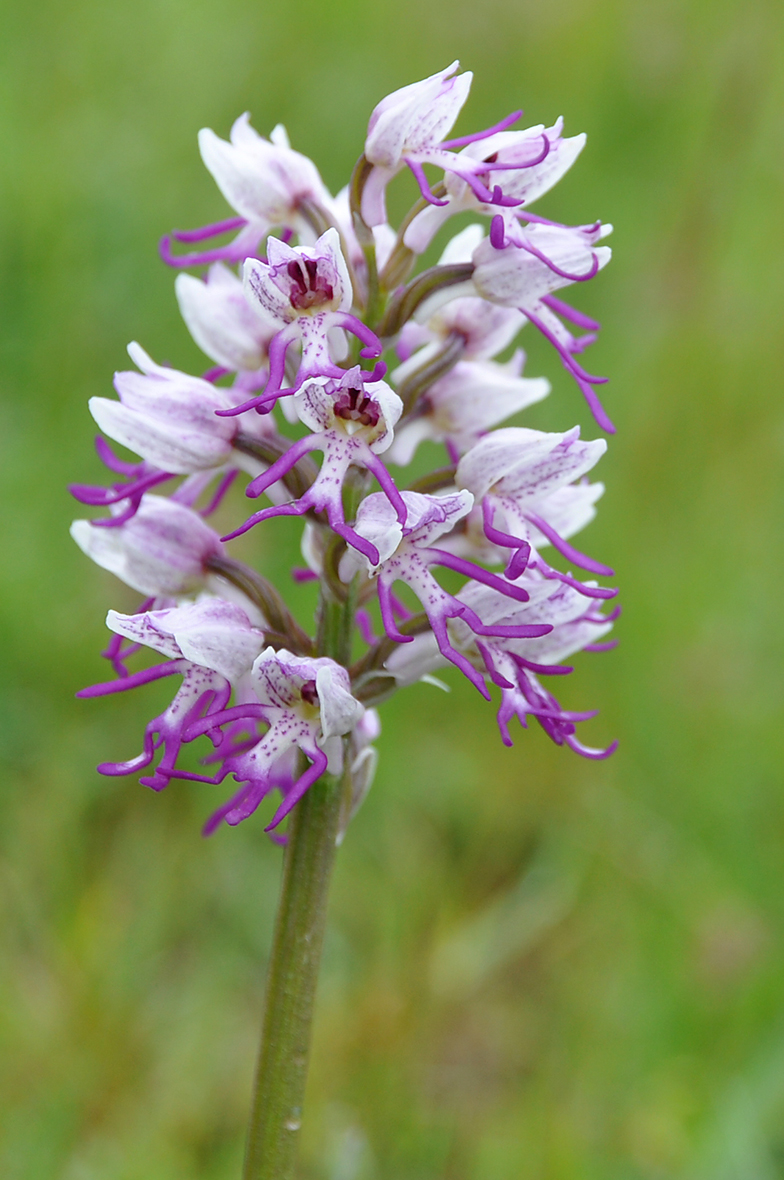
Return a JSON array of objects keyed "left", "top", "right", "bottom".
[{"left": 71, "top": 61, "right": 618, "bottom": 840}]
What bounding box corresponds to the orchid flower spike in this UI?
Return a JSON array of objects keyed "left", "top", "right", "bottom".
[{"left": 74, "top": 65, "right": 618, "bottom": 843}]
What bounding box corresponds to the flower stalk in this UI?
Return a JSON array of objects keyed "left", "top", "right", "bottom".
[
  {"left": 243, "top": 574, "right": 356, "bottom": 1179},
  {"left": 243, "top": 759, "right": 348, "bottom": 1180}
]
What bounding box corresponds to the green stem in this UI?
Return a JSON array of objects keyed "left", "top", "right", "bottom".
[
  {"left": 242, "top": 764, "right": 346, "bottom": 1180},
  {"left": 242, "top": 579, "right": 354, "bottom": 1180}
]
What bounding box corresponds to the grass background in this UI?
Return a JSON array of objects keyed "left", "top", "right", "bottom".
[{"left": 1, "top": 0, "right": 784, "bottom": 1176}]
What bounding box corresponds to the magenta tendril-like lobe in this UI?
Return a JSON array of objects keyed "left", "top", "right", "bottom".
[
  {"left": 524, "top": 512, "right": 614, "bottom": 577},
  {"left": 517, "top": 240, "right": 600, "bottom": 284},
  {"left": 481, "top": 498, "right": 531, "bottom": 577},
  {"left": 490, "top": 215, "right": 506, "bottom": 249},
  {"left": 95, "top": 436, "right": 139, "bottom": 476},
  {"left": 200, "top": 469, "right": 239, "bottom": 517},
  {"left": 541, "top": 293, "right": 601, "bottom": 332},
  {"left": 440, "top": 109, "right": 523, "bottom": 149},
  {"left": 405, "top": 158, "right": 450, "bottom": 206},
  {"left": 77, "top": 658, "right": 189, "bottom": 698},
  {"left": 426, "top": 548, "right": 531, "bottom": 602},
  {"left": 173, "top": 216, "right": 248, "bottom": 244},
  {"left": 523, "top": 307, "right": 615, "bottom": 434}
]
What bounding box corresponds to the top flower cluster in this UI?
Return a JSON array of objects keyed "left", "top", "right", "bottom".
[{"left": 72, "top": 62, "right": 618, "bottom": 838}]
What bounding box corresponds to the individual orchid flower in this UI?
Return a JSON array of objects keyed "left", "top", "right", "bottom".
[
  {"left": 472, "top": 221, "right": 614, "bottom": 430},
  {"left": 456, "top": 425, "right": 612, "bottom": 581},
  {"left": 339, "top": 489, "right": 554, "bottom": 697},
  {"left": 70, "top": 493, "right": 226, "bottom": 597},
  {"left": 72, "top": 343, "right": 287, "bottom": 526},
  {"left": 175, "top": 262, "right": 277, "bottom": 379},
  {"left": 78, "top": 598, "right": 267, "bottom": 789},
  {"left": 361, "top": 62, "right": 531, "bottom": 228},
  {"left": 384, "top": 568, "right": 617, "bottom": 757},
  {"left": 161, "top": 118, "right": 334, "bottom": 267},
  {"left": 234, "top": 228, "right": 383, "bottom": 414},
  {"left": 448, "top": 478, "right": 607, "bottom": 576},
  {"left": 183, "top": 648, "right": 366, "bottom": 834},
  {"left": 403, "top": 118, "right": 586, "bottom": 253},
  {"left": 451, "top": 574, "right": 618, "bottom": 756},
  {"left": 224, "top": 367, "right": 405, "bottom": 564},
  {"left": 388, "top": 351, "right": 550, "bottom": 466},
  {"left": 85, "top": 343, "right": 270, "bottom": 479}
]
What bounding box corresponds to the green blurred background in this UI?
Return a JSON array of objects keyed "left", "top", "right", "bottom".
[{"left": 1, "top": 0, "right": 784, "bottom": 1175}]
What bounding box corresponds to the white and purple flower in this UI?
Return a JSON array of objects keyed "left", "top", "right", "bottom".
[
  {"left": 456, "top": 425, "right": 612, "bottom": 579},
  {"left": 161, "top": 117, "right": 333, "bottom": 267},
  {"left": 232, "top": 229, "right": 384, "bottom": 413},
  {"left": 472, "top": 221, "right": 614, "bottom": 430},
  {"left": 225, "top": 367, "right": 405, "bottom": 564},
  {"left": 340, "top": 490, "right": 555, "bottom": 697}
]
